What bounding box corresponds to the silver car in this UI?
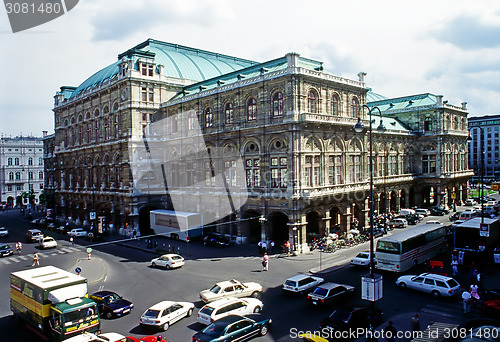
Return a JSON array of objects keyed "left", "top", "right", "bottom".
[{"left": 396, "top": 273, "right": 461, "bottom": 297}]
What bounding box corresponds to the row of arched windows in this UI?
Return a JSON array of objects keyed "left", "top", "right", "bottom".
[
  {"left": 306, "top": 89, "right": 360, "bottom": 117},
  {"left": 7, "top": 171, "right": 43, "bottom": 180},
  {"left": 202, "top": 92, "right": 284, "bottom": 127}
]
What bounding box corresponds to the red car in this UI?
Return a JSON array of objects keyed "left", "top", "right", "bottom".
[
  {"left": 483, "top": 299, "right": 500, "bottom": 315},
  {"left": 126, "top": 336, "right": 168, "bottom": 342},
  {"left": 427, "top": 260, "right": 448, "bottom": 276}
]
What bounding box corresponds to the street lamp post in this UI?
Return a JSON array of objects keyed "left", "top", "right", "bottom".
[
  {"left": 353, "top": 105, "right": 386, "bottom": 334},
  {"left": 468, "top": 127, "right": 485, "bottom": 231}
]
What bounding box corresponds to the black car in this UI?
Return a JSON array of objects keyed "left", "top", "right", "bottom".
[
  {"left": 203, "top": 233, "right": 231, "bottom": 248},
  {"left": 89, "top": 290, "right": 134, "bottom": 319},
  {"left": 86, "top": 232, "right": 104, "bottom": 242},
  {"left": 306, "top": 283, "right": 355, "bottom": 307},
  {"left": 428, "top": 207, "right": 445, "bottom": 216},
  {"left": 449, "top": 212, "right": 461, "bottom": 221},
  {"left": 405, "top": 214, "right": 421, "bottom": 225},
  {"left": 0, "top": 244, "right": 14, "bottom": 257},
  {"left": 193, "top": 314, "right": 271, "bottom": 342},
  {"left": 320, "top": 306, "right": 383, "bottom": 336}
]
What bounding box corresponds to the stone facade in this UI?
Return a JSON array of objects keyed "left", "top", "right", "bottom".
[{"left": 51, "top": 39, "right": 473, "bottom": 252}]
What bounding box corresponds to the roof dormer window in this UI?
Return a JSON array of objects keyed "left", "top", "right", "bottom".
[{"left": 141, "top": 63, "right": 154, "bottom": 77}]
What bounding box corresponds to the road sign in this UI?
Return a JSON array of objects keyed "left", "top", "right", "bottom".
[
  {"left": 75, "top": 267, "right": 82, "bottom": 274},
  {"left": 86, "top": 247, "right": 92, "bottom": 253},
  {"left": 90, "top": 212, "right": 96, "bottom": 220}
]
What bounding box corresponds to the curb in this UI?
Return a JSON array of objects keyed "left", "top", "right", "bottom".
[{"left": 309, "top": 265, "right": 345, "bottom": 275}]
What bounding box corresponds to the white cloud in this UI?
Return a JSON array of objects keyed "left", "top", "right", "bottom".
[{"left": 1, "top": 0, "right": 500, "bottom": 136}]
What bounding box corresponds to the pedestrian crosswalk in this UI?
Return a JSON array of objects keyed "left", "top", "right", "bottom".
[
  {"left": 420, "top": 298, "right": 482, "bottom": 319},
  {"left": 0, "top": 246, "right": 81, "bottom": 265}
]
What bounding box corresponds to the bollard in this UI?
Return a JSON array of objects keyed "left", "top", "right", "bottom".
[{"left": 88, "top": 252, "right": 91, "bottom": 260}]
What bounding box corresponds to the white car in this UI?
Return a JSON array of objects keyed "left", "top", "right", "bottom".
[
  {"left": 39, "top": 237, "right": 57, "bottom": 249},
  {"left": 282, "top": 274, "right": 324, "bottom": 295},
  {"left": 0, "top": 227, "right": 8, "bottom": 237},
  {"left": 140, "top": 300, "right": 194, "bottom": 331},
  {"left": 64, "top": 332, "right": 125, "bottom": 342},
  {"left": 150, "top": 254, "right": 184, "bottom": 269},
  {"left": 67, "top": 228, "right": 88, "bottom": 237},
  {"left": 199, "top": 279, "right": 263, "bottom": 303},
  {"left": 396, "top": 273, "right": 461, "bottom": 297},
  {"left": 350, "top": 250, "right": 375, "bottom": 267},
  {"left": 465, "top": 199, "right": 477, "bottom": 206},
  {"left": 197, "top": 297, "right": 264, "bottom": 325}
]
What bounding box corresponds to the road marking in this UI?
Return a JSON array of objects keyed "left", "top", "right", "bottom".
[
  {"left": 19, "top": 256, "right": 28, "bottom": 260},
  {"left": 57, "top": 250, "right": 65, "bottom": 254},
  {"left": 0, "top": 259, "right": 11, "bottom": 264},
  {"left": 9, "top": 257, "right": 21, "bottom": 263},
  {"left": 38, "top": 253, "right": 48, "bottom": 258}
]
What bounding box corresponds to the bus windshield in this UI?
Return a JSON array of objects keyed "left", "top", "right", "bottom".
[{"left": 376, "top": 241, "right": 400, "bottom": 254}]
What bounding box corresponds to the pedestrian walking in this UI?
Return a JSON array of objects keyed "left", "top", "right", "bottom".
[
  {"left": 451, "top": 257, "right": 458, "bottom": 276},
  {"left": 261, "top": 241, "right": 268, "bottom": 254},
  {"left": 262, "top": 252, "right": 269, "bottom": 271},
  {"left": 476, "top": 271, "right": 483, "bottom": 289},
  {"left": 15, "top": 241, "right": 22, "bottom": 254},
  {"left": 270, "top": 240, "right": 275, "bottom": 253},
  {"left": 470, "top": 284, "right": 480, "bottom": 304},
  {"left": 384, "top": 321, "right": 397, "bottom": 342},
  {"left": 69, "top": 236, "right": 74, "bottom": 245},
  {"left": 462, "top": 290, "right": 471, "bottom": 313},
  {"left": 258, "top": 241, "right": 263, "bottom": 254},
  {"left": 411, "top": 314, "right": 420, "bottom": 332},
  {"left": 31, "top": 252, "right": 39, "bottom": 266}
]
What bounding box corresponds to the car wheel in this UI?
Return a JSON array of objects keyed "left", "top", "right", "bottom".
[
  {"left": 162, "top": 322, "right": 169, "bottom": 331},
  {"left": 260, "top": 325, "right": 269, "bottom": 336},
  {"left": 432, "top": 290, "right": 440, "bottom": 298},
  {"left": 165, "top": 264, "right": 171, "bottom": 270},
  {"left": 399, "top": 282, "right": 407, "bottom": 289},
  {"left": 187, "top": 308, "right": 193, "bottom": 317},
  {"left": 251, "top": 291, "right": 260, "bottom": 298},
  {"left": 253, "top": 306, "right": 262, "bottom": 313},
  {"left": 151, "top": 262, "right": 156, "bottom": 268},
  {"left": 106, "top": 311, "right": 113, "bottom": 319}
]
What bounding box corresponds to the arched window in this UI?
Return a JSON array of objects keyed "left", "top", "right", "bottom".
[
  {"left": 39, "top": 171, "right": 44, "bottom": 179},
  {"left": 350, "top": 97, "right": 359, "bottom": 117},
  {"left": 95, "top": 121, "right": 100, "bottom": 141},
  {"left": 272, "top": 92, "right": 283, "bottom": 117},
  {"left": 205, "top": 108, "right": 213, "bottom": 128},
  {"left": 8, "top": 172, "right": 14, "bottom": 180},
  {"left": 424, "top": 117, "right": 433, "bottom": 132},
  {"left": 7, "top": 158, "right": 12, "bottom": 165},
  {"left": 28, "top": 157, "right": 33, "bottom": 166},
  {"left": 39, "top": 157, "right": 43, "bottom": 166},
  {"left": 87, "top": 123, "right": 92, "bottom": 143},
  {"left": 308, "top": 90, "right": 318, "bottom": 113},
  {"left": 331, "top": 94, "right": 340, "bottom": 116},
  {"left": 15, "top": 172, "right": 21, "bottom": 180},
  {"left": 114, "top": 114, "right": 119, "bottom": 138},
  {"left": 247, "top": 98, "right": 257, "bottom": 121},
  {"left": 29, "top": 171, "right": 33, "bottom": 180},
  {"left": 14, "top": 158, "right": 19, "bottom": 165},
  {"left": 225, "top": 103, "right": 234, "bottom": 124}
]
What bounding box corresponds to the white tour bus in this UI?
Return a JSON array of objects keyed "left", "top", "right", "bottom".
[{"left": 375, "top": 223, "right": 447, "bottom": 272}]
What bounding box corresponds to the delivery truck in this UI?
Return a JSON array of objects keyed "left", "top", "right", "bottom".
[
  {"left": 10, "top": 265, "right": 100, "bottom": 341},
  {"left": 150, "top": 209, "right": 202, "bottom": 241}
]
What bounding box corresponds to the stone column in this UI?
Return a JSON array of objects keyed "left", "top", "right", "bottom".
[
  {"left": 341, "top": 204, "right": 352, "bottom": 234},
  {"left": 322, "top": 210, "right": 331, "bottom": 236},
  {"left": 395, "top": 190, "right": 401, "bottom": 212}
]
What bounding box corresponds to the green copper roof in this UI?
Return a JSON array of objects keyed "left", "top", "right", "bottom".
[
  {"left": 366, "top": 90, "right": 388, "bottom": 102},
  {"left": 368, "top": 93, "right": 439, "bottom": 112},
  {"left": 67, "top": 39, "right": 258, "bottom": 98}
]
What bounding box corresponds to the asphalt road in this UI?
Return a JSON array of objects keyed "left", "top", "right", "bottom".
[{"left": 0, "top": 206, "right": 491, "bottom": 342}]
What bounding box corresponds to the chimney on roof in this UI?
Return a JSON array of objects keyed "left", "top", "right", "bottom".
[
  {"left": 43, "top": 131, "right": 47, "bottom": 138},
  {"left": 358, "top": 72, "right": 367, "bottom": 83},
  {"left": 286, "top": 52, "right": 300, "bottom": 68},
  {"left": 462, "top": 102, "right": 467, "bottom": 110},
  {"left": 436, "top": 95, "right": 443, "bottom": 107}
]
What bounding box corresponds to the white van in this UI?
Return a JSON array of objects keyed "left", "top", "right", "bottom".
[
  {"left": 399, "top": 209, "right": 416, "bottom": 217},
  {"left": 459, "top": 211, "right": 477, "bottom": 220}
]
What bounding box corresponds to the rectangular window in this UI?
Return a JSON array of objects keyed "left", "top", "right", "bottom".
[
  {"left": 16, "top": 184, "right": 22, "bottom": 191},
  {"left": 7, "top": 185, "right": 12, "bottom": 191}
]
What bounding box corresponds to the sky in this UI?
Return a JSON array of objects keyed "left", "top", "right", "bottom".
[{"left": 1, "top": 0, "right": 500, "bottom": 137}]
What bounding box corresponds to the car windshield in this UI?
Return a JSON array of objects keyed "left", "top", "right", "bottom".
[
  {"left": 312, "top": 287, "right": 328, "bottom": 296},
  {"left": 209, "top": 285, "right": 221, "bottom": 294},
  {"left": 446, "top": 279, "right": 459, "bottom": 288},
  {"left": 199, "top": 306, "right": 215, "bottom": 316},
  {"left": 105, "top": 293, "right": 121, "bottom": 304},
  {"left": 0, "top": 245, "right": 9, "bottom": 250},
  {"left": 284, "top": 280, "right": 297, "bottom": 286},
  {"left": 329, "top": 310, "right": 350, "bottom": 321},
  {"left": 143, "top": 309, "right": 160, "bottom": 318},
  {"left": 202, "top": 322, "right": 227, "bottom": 337}
]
